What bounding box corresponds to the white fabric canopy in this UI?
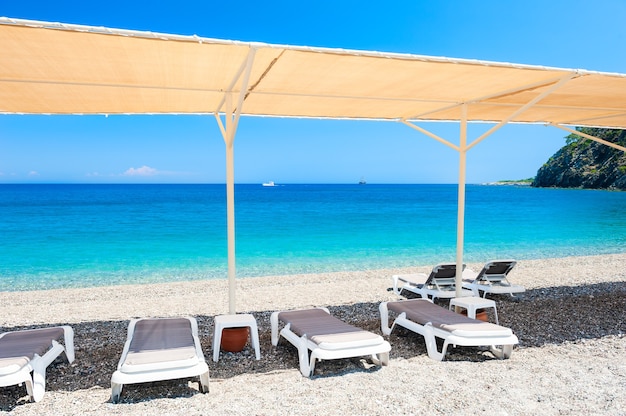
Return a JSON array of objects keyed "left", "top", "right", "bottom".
[
  {"left": 2, "top": 17, "right": 625, "bottom": 311},
  {"left": 2, "top": 17, "right": 626, "bottom": 129}
]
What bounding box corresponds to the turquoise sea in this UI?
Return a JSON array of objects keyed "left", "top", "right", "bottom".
[{"left": 0, "top": 184, "right": 624, "bottom": 291}]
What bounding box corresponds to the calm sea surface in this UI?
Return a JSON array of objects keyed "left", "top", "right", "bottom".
[{"left": 0, "top": 184, "right": 624, "bottom": 291}]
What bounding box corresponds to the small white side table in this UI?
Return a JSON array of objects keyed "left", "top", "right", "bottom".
[
  {"left": 449, "top": 297, "right": 499, "bottom": 324},
  {"left": 213, "top": 314, "right": 261, "bottom": 362}
]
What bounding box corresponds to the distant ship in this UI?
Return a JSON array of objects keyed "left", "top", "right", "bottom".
[
  {"left": 262, "top": 181, "right": 276, "bottom": 187},
  {"left": 358, "top": 177, "right": 366, "bottom": 185}
]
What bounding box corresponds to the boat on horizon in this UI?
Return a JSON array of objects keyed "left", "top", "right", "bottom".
[
  {"left": 262, "top": 181, "right": 276, "bottom": 187},
  {"left": 359, "top": 177, "right": 366, "bottom": 185}
]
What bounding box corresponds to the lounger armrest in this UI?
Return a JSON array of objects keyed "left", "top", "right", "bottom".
[
  {"left": 461, "top": 269, "right": 478, "bottom": 283},
  {"left": 392, "top": 273, "right": 427, "bottom": 296},
  {"left": 461, "top": 281, "right": 481, "bottom": 297}
]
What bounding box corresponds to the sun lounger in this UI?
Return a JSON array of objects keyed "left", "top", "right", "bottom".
[
  {"left": 110, "top": 317, "right": 209, "bottom": 403},
  {"left": 380, "top": 299, "right": 518, "bottom": 361},
  {"left": 393, "top": 263, "right": 474, "bottom": 301},
  {"left": 0, "top": 326, "right": 74, "bottom": 402},
  {"left": 462, "top": 259, "right": 525, "bottom": 298},
  {"left": 270, "top": 308, "right": 391, "bottom": 377}
]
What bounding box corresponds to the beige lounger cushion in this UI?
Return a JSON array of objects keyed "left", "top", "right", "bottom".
[
  {"left": 0, "top": 327, "right": 65, "bottom": 376},
  {"left": 278, "top": 309, "right": 384, "bottom": 350},
  {"left": 387, "top": 300, "right": 513, "bottom": 338},
  {"left": 120, "top": 318, "right": 199, "bottom": 373}
]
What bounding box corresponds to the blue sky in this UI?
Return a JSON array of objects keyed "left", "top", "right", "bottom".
[{"left": 1, "top": 0, "right": 625, "bottom": 184}]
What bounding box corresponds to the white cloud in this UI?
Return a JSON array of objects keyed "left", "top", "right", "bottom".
[
  {"left": 28, "top": 171, "right": 39, "bottom": 176},
  {"left": 123, "top": 166, "right": 158, "bottom": 176}
]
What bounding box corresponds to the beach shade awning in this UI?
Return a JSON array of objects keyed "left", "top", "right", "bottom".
[
  {"left": 2, "top": 17, "right": 626, "bottom": 310},
  {"left": 1, "top": 17, "right": 626, "bottom": 129}
]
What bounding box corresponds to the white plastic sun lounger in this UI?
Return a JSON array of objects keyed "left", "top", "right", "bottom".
[
  {"left": 393, "top": 263, "right": 474, "bottom": 301},
  {"left": 271, "top": 308, "right": 391, "bottom": 377},
  {"left": 0, "top": 326, "right": 74, "bottom": 402},
  {"left": 380, "top": 299, "right": 518, "bottom": 361},
  {"left": 462, "top": 259, "right": 525, "bottom": 298},
  {"left": 110, "top": 317, "right": 209, "bottom": 403}
]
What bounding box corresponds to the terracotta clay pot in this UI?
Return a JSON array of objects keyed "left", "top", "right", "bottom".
[
  {"left": 220, "top": 327, "right": 249, "bottom": 352},
  {"left": 475, "top": 310, "right": 489, "bottom": 322},
  {"left": 460, "top": 309, "right": 489, "bottom": 322}
]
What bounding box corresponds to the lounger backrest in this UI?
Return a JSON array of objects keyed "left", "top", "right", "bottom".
[
  {"left": 475, "top": 260, "right": 516, "bottom": 284},
  {"left": 278, "top": 308, "right": 383, "bottom": 348},
  {"left": 0, "top": 327, "right": 66, "bottom": 375},
  {"left": 0, "top": 327, "right": 65, "bottom": 360},
  {"left": 387, "top": 300, "right": 510, "bottom": 335},
  {"left": 278, "top": 309, "right": 362, "bottom": 338},
  {"left": 388, "top": 300, "right": 472, "bottom": 327},
  {"left": 425, "top": 263, "right": 465, "bottom": 290},
  {"left": 123, "top": 318, "right": 198, "bottom": 366}
]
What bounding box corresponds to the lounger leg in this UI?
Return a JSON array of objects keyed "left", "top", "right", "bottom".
[
  {"left": 490, "top": 344, "right": 513, "bottom": 359},
  {"left": 490, "top": 345, "right": 502, "bottom": 358},
  {"left": 297, "top": 336, "right": 312, "bottom": 377},
  {"left": 502, "top": 345, "right": 513, "bottom": 359},
  {"left": 371, "top": 351, "right": 389, "bottom": 366},
  {"left": 199, "top": 371, "right": 210, "bottom": 393},
  {"left": 423, "top": 323, "right": 446, "bottom": 361},
  {"left": 23, "top": 376, "right": 35, "bottom": 402},
  {"left": 111, "top": 382, "right": 123, "bottom": 403},
  {"left": 62, "top": 326, "right": 75, "bottom": 363},
  {"left": 309, "top": 354, "right": 318, "bottom": 377},
  {"left": 270, "top": 312, "right": 280, "bottom": 346},
  {"left": 379, "top": 302, "right": 393, "bottom": 336},
  {"left": 31, "top": 360, "right": 46, "bottom": 403}
]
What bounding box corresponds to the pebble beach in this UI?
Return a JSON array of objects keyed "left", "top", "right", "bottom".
[{"left": 1, "top": 253, "right": 625, "bottom": 415}]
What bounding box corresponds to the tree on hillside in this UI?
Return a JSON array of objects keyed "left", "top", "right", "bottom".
[{"left": 533, "top": 128, "right": 626, "bottom": 190}]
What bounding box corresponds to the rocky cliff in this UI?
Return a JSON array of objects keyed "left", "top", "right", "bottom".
[{"left": 532, "top": 128, "right": 626, "bottom": 190}]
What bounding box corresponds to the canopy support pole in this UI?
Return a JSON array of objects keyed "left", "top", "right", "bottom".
[
  {"left": 551, "top": 124, "right": 626, "bottom": 152},
  {"left": 401, "top": 74, "right": 577, "bottom": 296},
  {"left": 455, "top": 104, "right": 468, "bottom": 297},
  {"left": 406, "top": 73, "right": 579, "bottom": 122},
  {"left": 400, "top": 120, "right": 460, "bottom": 151},
  {"left": 465, "top": 73, "right": 577, "bottom": 152},
  {"left": 213, "top": 48, "right": 256, "bottom": 315}
]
